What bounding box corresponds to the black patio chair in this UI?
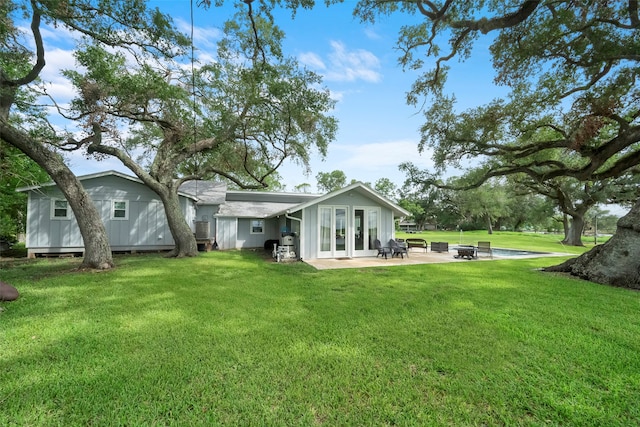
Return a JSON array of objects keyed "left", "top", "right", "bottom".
[
  {"left": 374, "top": 239, "right": 392, "bottom": 259},
  {"left": 388, "top": 239, "right": 408, "bottom": 259}
]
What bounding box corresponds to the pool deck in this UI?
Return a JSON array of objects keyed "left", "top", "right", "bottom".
[{"left": 303, "top": 248, "right": 571, "bottom": 270}]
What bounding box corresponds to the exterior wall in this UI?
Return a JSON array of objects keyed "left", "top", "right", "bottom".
[
  {"left": 236, "top": 218, "right": 280, "bottom": 249},
  {"left": 193, "top": 205, "right": 219, "bottom": 239},
  {"left": 215, "top": 217, "right": 237, "bottom": 250},
  {"left": 25, "top": 175, "right": 192, "bottom": 255},
  {"left": 182, "top": 197, "right": 196, "bottom": 232},
  {"left": 301, "top": 191, "right": 396, "bottom": 260},
  {"left": 23, "top": 175, "right": 402, "bottom": 260},
  {"left": 301, "top": 208, "right": 316, "bottom": 260},
  {"left": 25, "top": 190, "right": 83, "bottom": 251}
]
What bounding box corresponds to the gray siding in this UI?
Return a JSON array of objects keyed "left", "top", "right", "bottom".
[
  {"left": 26, "top": 188, "right": 84, "bottom": 250},
  {"left": 300, "top": 191, "right": 396, "bottom": 259},
  {"left": 236, "top": 218, "right": 280, "bottom": 249},
  {"left": 215, "top": 217, "right": 237, "bottom": 250},
  {"left": 25, "top": 175, "right": 194, "bottom": 254},
  {"left": 301, "top": 208, "right": 316, "bottom": 260}
]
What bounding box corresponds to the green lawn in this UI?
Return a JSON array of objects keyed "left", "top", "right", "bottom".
[
  {"left": 396, "top": 229, "right": 606, "bottom": 255},
  {"left": 1, "top": 238, "right": 639, "bottom": 425}
]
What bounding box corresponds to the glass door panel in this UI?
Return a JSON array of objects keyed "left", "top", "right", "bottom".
[
  {"left": 354, "top": 209, "right": 364, "bottom": 251},
  {"left": 335, "top": 208, "right": 346, "bottom": 253},
  {"left": 368, "top": 210, "right": 378, "bottom": 251},
  {"left": 320, "top": 207, "right": 332, "bottom": 252}
]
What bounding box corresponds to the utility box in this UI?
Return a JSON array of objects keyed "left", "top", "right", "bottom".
[{"left": 195, "top": 221, "right": 210, "bottom": 239}]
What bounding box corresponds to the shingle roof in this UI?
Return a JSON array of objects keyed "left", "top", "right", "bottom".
[
  {"left": 215, "top": 200, "right": 304, "bottom": 218},
  {"left": 179, "top": 180, "right": 227, "bottom": 205}
]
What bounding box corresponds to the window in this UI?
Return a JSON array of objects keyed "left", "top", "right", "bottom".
[
  {"left": 51, "top": 199, "right": 70, "bottom": 219},
  {"left": 250, "top": 219, "right": 264, "bottom": 234},
  {"left": 112, "top": 200, "right": 129, "bottom": 220}
]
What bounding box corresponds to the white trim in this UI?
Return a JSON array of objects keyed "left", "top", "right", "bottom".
[
  {"left": 279, "top": 182, "right": 410, "bottom": 218},
  {"left": 352, "top": 206, "right": 381, "bottom": 257},
  {"left": 111, "top": 200, "right": 129, "bottom": 220},
  {"left": 50, "top": 198, "right": 70, "bottom": 220},
  {"left": 317, "top": 204, "right": 348, "bottom": 258},
  {"left": 249, "top": 218, "right": 265, "bottom": 234}
]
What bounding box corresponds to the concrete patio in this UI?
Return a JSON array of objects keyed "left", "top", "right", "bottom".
[{"left": 303, "top": 248, "right": 570, "bottom": 270}]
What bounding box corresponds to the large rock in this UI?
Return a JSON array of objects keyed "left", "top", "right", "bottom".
[{"left": 0, "top": 281, "right": 19, "bottom": 301}]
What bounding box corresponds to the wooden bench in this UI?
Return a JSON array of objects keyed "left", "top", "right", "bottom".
[
  {"left": 431, "top": 242, "right": 449, "bottom": 252},
  {"left": 405, "top": 238, "right": 428, "bottom": 252}
]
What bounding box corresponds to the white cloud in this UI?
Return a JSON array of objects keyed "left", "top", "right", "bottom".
[
  {"left": 175, "top": 18, "right": 222, "bottom": 50},
  {"left": 325, "top": 40, "right": 381, "bottom": 83},
  {"left": 363, "top": 27, "right": 381, "bottom": 40},
  {"left": 333, "top": 140, "right": 433, "bottom": 172},
  {"left": 41, "top": 81, "right": 77, "bottom": 104},
  {"left": 299, "top": 52, "right": 326, "bottom": 70},
  {"left": 299, "top": 41, "right": 381, "bottom": 84}
]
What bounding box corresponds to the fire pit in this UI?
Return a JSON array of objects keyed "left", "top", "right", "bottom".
[{"left": 453, "top": 246, "right": 476, "bottom": 260}]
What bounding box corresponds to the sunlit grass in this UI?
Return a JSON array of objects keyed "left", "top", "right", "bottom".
[
  {"left": 1, "top": 250, "right": 639, "bottom": 425},
  {"left": 397, "top": 229, "right": 604, "bottom": 255}
]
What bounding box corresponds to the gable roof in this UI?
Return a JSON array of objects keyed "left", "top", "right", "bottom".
[
  {"left": 17, "top": 170, "right": 197, "bottom": 200},
  {"left": 16, "top": 170, "right": 143, "bottom": 192},
  {"left": 274, "top": 182, "right": 410, "bottom": 217},
  {"left": 16, "top": 171, "right": 410, "bottom": 218}
]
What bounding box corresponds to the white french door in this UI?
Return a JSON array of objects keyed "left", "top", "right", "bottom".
[
  {"left": 318, "top": 206, "right": 348, "bottom": 258},
  {"left": 319, "top": 206, "right": 380, "bottom": 258},
  {"left": 353, "top": 207, "right": 380, "bottom": 257}
]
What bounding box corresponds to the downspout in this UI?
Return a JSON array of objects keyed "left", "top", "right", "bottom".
[
  {"left": 285, "top": 212, "right": 303, "bottom": 260},
  {"left": 214, "top": 216, "right": 219, "bottom": 250}
]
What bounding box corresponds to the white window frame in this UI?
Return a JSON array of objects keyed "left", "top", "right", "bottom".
[
  {"left": 250, "top": 219, "right": 265, "bottom": 234},
  {"left": 51, "top": 199, "right": 70, "bottom": 220},
  {"left": 111, "top": 200, "right": 129, "bottom": 220}
]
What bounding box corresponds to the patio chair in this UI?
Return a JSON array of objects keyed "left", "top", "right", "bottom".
[
  {"left": 477, "top": 241, "right": 493, "bottom": 258},
  {"left": 374, "top": 239, "right": 392, "bottom": 259},
  {"left": 388, "top": 239, "right": 408, "bottom": 259}
]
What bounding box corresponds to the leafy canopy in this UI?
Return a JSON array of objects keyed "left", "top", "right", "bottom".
[{"left": 355, "top": 1, "right": 640, "bottom": 190}]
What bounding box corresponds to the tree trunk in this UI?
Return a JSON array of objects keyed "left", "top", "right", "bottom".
[
  {"left": 159, "top": 189, "right": 198, "bottom": 258},
  {"left": 560, "top": 214, "right": 570, "bottom": 240},
  {"left": 562, "top": 215, "right": 585, "bottom": 246},
  {"left": 545, "top": 199, "right": 640, "bottom": 289},
  {"left": 513, "top": 218, "right": 523, "bottom": 232},
  {"left": 0, "top": 124, "right": 114, "bottom": 269},
  {"left": 486, "top": 215, "right": 493, "bottom": 234}
]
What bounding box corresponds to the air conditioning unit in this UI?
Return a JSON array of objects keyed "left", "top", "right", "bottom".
[{"left": 195, "top": 221, "right": 210, "bottom": 239}]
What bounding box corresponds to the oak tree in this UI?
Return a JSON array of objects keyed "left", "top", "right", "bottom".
[
  {"left": 63, "top": 2, "right": 336, "bottom": 257},
  {"left": 360, "top": 1, "right": 640, "bottom": 288},
  {"left": 0, "top": 1, "right": 185, "bottom": 268}
]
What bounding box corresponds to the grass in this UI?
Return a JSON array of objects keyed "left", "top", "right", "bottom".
[
  {"left": 1, "top": 235, "right": 639, "bottom": 426},
  {"left": 396, "top": 230, "right": 607, "bottom": 255}
]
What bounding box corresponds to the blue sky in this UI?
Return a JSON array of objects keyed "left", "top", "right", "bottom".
[{"left": 42, "top": 1, "right": 506, "bottom": 192}]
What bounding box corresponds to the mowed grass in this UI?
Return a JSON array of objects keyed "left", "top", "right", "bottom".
[
  {"left": 1, "top": 240, "right": 639, "bottom": 425},
  {"left": 396, "top": 230, "right": 606, "bottom": 255}
]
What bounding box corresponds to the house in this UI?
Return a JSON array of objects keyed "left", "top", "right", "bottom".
[
  {"left": 398, "top": 220, "right": 418, "bottom": 233},
  {"left": 17, "top": 170, "right": 409, "bottom": 260}
]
